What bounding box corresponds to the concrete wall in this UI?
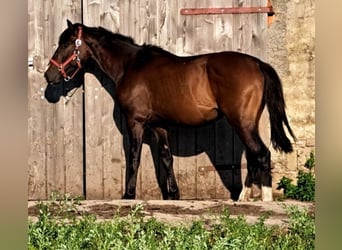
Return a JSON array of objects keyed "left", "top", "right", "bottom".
[{"left": 267, "top": 0, "right": 315, "bottom": 188}]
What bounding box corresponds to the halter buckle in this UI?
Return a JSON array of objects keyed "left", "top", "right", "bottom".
[{"left": 75, "top": 39, "right": 82, "bottom": 47}]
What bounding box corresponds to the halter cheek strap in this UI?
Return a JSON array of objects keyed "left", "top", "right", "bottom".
[{"left": 49, "top": 27, "right": 83, "bottom": 81}]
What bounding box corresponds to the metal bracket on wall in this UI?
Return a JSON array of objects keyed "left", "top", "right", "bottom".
[{"left": 180, "top": 0, "right": 275, "bottom": 26}]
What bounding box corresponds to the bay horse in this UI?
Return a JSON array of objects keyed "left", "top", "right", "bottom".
[{"left": 44, "top": 20, "right": 296, "bottom": 201}]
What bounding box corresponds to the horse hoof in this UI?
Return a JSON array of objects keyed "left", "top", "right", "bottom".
[
  {"left": 238, "top": 187, "right": 252, "bottom": 202},
  {"left": 164, "top": 191, "right": 180, "bottom": 200},
  {"left": 261, "top": 186, "right": 273, "bottom": 202}
]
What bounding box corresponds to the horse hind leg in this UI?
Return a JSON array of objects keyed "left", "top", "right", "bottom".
[
  {"left": 237, "top": 127, "right": 273, "bottom": 202},
  {"left": 154, "top": 127, "right": 180, "bottom": 200},
  {"left": 239, "top": 149, "right": 258, "bottom": 201}
]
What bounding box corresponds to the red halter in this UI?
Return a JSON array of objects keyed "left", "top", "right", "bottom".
[{"left": 49, "top": 27, "right": 83, "bottom": 81}]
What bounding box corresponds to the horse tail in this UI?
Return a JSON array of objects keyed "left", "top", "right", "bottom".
[{"left": 259, "top": 61, "right": 296, "bottom": 153}]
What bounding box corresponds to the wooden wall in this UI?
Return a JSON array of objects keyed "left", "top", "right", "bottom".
[{"left": 28, "top": 0, "right": 268, "bottom": 200}]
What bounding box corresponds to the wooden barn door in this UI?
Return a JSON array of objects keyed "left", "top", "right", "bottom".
[
  {"left": 28, "top": 0, "right": 270, "bottom": 200},
  {"left": 82, "top": 0, "right": 270, "bottom": 200}
]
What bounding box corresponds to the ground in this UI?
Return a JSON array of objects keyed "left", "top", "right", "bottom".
[{"left": 28, "top": 199, "right": 314, "bottom": 227}]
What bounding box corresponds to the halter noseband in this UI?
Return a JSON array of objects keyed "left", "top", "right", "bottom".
[{"left": 50, "top": 27, "right": 83, "bottom": 82}]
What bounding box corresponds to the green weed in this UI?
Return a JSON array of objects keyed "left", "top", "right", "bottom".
[
  {"left": 28, "top": 199, "right": 315, "bottom": 249},
  {"left": 277, "top": 151, "right": 315, "bottom": 201}
]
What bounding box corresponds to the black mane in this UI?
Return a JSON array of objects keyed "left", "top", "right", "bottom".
[
  {"left": 84, "top": 25, "right": 135, "bottom": 45},
  {"left": 133, "top": 44, "right": 179, "bottom": 68},
  {"left": 141, "top": 44, "right": 176, "bottom": 56},
  {"left": 59, "top": 28, "right": 74, "bottom": 45}
]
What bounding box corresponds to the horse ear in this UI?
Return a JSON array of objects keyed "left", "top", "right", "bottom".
[{"left": 67, "top": 19, "right": 73, "bottom": 30}]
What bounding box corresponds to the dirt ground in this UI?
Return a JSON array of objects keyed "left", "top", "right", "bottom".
[{"left": 28, "top": 199, "right": 314, "bottom": 227}]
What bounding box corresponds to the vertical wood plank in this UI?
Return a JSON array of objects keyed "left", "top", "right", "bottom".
[
  {"left": 28, "top": 0, "right": 47, "bottom": 200},
  {"left": 84, "top": 74, "right": 105, "bottom": 199},
  {"left": 28, "top": 72, "right": 48, "bottom": 199}
]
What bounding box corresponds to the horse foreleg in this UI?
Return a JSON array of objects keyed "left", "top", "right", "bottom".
[
  {"left": 122, "top": 121, "right": 144, "bottom": 199},
  {"left": 154, "top": 127, "right": 179, "bottom": 200}
]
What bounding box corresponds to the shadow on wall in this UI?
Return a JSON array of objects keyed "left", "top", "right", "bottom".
[{"left": 85, "top": 59, "right": 245, "bottom": 200}]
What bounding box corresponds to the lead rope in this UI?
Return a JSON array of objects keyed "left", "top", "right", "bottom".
[{"left": 64, "top": 85, "right": 80, "bottom": 104}]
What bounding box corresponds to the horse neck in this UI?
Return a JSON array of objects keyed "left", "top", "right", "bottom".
[{"left": 83, "top": 34, "right": 138, "bottom": 85}]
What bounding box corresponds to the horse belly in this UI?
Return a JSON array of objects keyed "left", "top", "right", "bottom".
[
  {"left": 149, "top": 57, "right": 219, "bottom": 125},
  {"left": 156, "top": 101, "right": 218, "bottom": 126}
]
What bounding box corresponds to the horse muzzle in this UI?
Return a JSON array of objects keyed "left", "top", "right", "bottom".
[{"left": 44, "top": 83, "right": 63, "bottom": 103}]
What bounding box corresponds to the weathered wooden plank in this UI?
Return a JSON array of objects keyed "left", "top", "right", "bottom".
[
  {"left": 64, "top": 93, "right": 83, "bottom": 197},
  {"left": 28, "top": 72, "right": 48, "bottom": 199},
  {"left": 28, "top": 0, "right": 47, "bottom": 200},
  {"left": 167, "top": 0, "right": 178, "bottom": 53},
  {"left": 180, "top": 0, "right": 195, "bottom": 56},
  {"left": 157, "top": 0, "right": 169, "bottom": 49},
  {"left": 84, "top": 75, "right": 105, "bottom": 199},
  {"left": 100, "top": 0, "right": 120, "bottom": 33}
]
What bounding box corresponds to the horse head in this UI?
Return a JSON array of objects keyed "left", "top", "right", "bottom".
[{"left": 44, "top": 20, "right": 90, "bottom": 103}]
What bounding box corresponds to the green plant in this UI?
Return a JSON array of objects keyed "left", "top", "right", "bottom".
[
  {"left": 29, "top": 201, "right": 315, "bottom": 250},
  {"left": 277, "top": 151, "right": 315, "bottom": 201},
  {"left": 304, "top": 151, "right": 315, "bottom": 171}
]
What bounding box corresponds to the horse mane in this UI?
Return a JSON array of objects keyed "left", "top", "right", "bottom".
[
  {"left": 83, "top": 26, "right": 135, "bottom": 45},
  {"left": 132, "top": 44, "right": 177, "bottom": 68},
  {"left": 98, "top": 27, "right": 135, "bottom": 44}
]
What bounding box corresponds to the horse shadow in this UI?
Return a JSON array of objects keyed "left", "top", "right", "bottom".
[{"left": 85, "top": 59, "right": 245, "bottom": 200}]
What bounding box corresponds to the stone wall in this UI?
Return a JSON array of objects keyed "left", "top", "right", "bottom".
[{"left": 267, "top": 0, "right": 315, "bottom": 189}]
